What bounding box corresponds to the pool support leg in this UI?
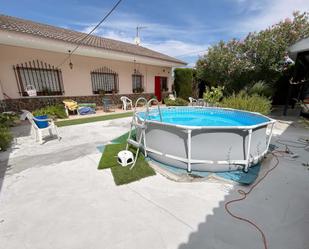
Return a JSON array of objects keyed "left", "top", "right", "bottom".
[
  {"left": 266, "top": 122, "right": 275, "bottom": 152},
  {"left": 244, "top": 129, "right": 253, "bottom": 173},
  {"left": 187, "top": 129, "right": 192, "bottom": 173},
  {"left": 143, "top": 129, "right": 147, "bottom": 157}
]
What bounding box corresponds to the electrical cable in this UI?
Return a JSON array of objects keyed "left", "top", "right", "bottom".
[
  {"left": 57, "top": 0, "right": 123, "bottom": 68},
  {"left": 224, "top": 153, "right": 280, "bottom": 249},
  {"left": 224, "top": 136, "right": 309, "bottom": 249}
]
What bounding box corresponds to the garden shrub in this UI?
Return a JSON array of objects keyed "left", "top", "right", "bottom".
[
  {"left": 0, "top": 113, "right": 17, "bottom": 151},
  {"left": 174, "top": 68, "right": 193, "bottom": 100},
  {"left": 164, "top": 97, "right": 189, "bottom": 106},
  {"left": 0, "top": 125, "right": 13, "bottom": 151},
  {"left": 0, "top": 112, "right": 18, "bottom": 127},
  {"left": 203, "top": 86, "right": 224, "bottom": 105},
  {"left": 247, "top": 81, "right": 273, "bottom": 97},
  {"left": 220, "top": 92, "right": 272, "bottom": 115},
  {"left": 32, "top": 104, "right": 67, "bottom": 119}
]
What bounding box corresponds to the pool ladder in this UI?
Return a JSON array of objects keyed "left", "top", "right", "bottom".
[{"left": 126, "top": 98, "right": 162, "bottom": 169}]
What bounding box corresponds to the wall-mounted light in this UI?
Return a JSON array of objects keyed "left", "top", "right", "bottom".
[
  {"left": 68, "top": 50, "right": 73, "bottom": 70},
  {"left": 133, "top": 59, "right": 137, "bottom": 74}
]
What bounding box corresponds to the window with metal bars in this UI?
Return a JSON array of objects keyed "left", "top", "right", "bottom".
[
  {"left": 132, "top": 71, "right": 144, "bottom": 93},
  {"left": 13, "top": 60, "right": 64, "bottom": 96},
  {"left": 91, "top": 66, "right": 119, "bottom": 94}
]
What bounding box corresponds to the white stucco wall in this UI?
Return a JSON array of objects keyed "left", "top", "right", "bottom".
[{"left": 0, "top": 44, "right": 173, "bottom": 99}]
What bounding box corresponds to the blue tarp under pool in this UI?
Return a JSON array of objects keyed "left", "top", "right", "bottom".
[{"left": 146, "top": 157, "right": 261, "bottom": 185}]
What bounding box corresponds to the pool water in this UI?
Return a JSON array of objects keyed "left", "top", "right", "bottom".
[{"left": 139, "top": 107, "right": 270, "bottom": 127}]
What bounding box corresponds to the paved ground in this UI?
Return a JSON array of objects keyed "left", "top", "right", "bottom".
[{"left": 0, "top": 116, "right": 308, "bottom": 249}]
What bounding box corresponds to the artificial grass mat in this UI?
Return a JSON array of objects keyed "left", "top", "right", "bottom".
[
  {"left": 98, "top": 143, "right": 125, "bottom": 169},
  {"left": 98, "top": 142, "right": 156, "bottom": 185}
]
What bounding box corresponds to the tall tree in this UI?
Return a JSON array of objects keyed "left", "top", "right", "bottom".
[
  {"left": 174, "top": 68, "right": 193, "bottom": 100},
  {"left": 196, "top": 11, "right": 309, "bottom": 95}
]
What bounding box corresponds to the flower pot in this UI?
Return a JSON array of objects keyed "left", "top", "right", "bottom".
[{"left": 34, "top": 115, "right": 49, "bottom": 128}]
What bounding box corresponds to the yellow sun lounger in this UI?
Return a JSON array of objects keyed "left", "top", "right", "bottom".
[{"left": 63, "top": 99, "right": 79, "bottom": 115}]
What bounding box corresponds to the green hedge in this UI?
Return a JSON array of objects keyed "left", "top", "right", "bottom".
[
  {"left": 174, "top": 68, "right": 193, "bottom": 100},
  {"left": 220, "top": 92, "right": 272, "bottom": 115},
  {"left": 164, "top": 97, "right": 189, "bottom": 106}
]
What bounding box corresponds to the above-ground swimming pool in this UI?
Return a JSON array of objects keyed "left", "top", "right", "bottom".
[{"left": 135, "top": 106, "right": 276, "bottom": 172}]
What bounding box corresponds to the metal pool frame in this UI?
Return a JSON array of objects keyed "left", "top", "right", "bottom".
[{"left": 136, "top": 106, "right": 276, "bottom": 173}]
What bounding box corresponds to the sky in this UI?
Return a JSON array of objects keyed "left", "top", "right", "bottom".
[{"left": 0, "top": 0, "right": 308, "bottom": 67}]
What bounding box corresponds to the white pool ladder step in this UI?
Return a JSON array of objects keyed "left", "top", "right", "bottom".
[
  {"left": 126, "top": 97, "right": 148, "bottom": 169},
  {"left": 127, "top": 138, "right": 141, "bottom": 148},
  {"left": 126, "top": 97, "right": 161, "bottom": 169}
]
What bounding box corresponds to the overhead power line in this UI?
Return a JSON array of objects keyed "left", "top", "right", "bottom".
[{"left": 57, "top": 0, "right": 123, "bottom": 68}]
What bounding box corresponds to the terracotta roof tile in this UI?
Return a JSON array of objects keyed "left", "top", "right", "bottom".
[{"left": 0, "top": 14, "right": 186, "bottom": 65}]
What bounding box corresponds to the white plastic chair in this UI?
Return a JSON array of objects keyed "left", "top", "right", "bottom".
[
  {"left": 25, "top": 85, "right": 37, "bottom": 97},
  {"left": 120, "top": 96, "right": 133, "bottom": 111},
  {"left": 168, "top": 94, "right": 176, "bottom": 100},
  {"left": 188, "top": 97, "right": 197, "bottom": 106},
  {"left": 24, "top": 110, "right": 61, "bottom": 144}
]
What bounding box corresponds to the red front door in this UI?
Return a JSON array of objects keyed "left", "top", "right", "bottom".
[{"left": 154, "top": 76, "right": 162, "bottom": 101}]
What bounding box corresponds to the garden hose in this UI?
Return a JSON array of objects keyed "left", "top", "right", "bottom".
[{"left": 224, "top": 137, "right": 309, "bottom": 249}]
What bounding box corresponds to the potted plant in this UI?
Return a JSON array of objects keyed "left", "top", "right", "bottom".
[{"left": 32, "top": 109, "right": 49, "bottom": 128}]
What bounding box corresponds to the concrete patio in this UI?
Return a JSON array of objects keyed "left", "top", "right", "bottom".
[{"left": 0, "top": 116, "right": 308, "bottom": 249}]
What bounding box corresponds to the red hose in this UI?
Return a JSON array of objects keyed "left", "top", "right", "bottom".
[{"left": 224, "top": 152, "right": 280, "bottom": 249}]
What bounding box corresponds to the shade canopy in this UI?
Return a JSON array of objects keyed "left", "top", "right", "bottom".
[{"left": 289, "top": 37, "right": 309, "bottom": 60}]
